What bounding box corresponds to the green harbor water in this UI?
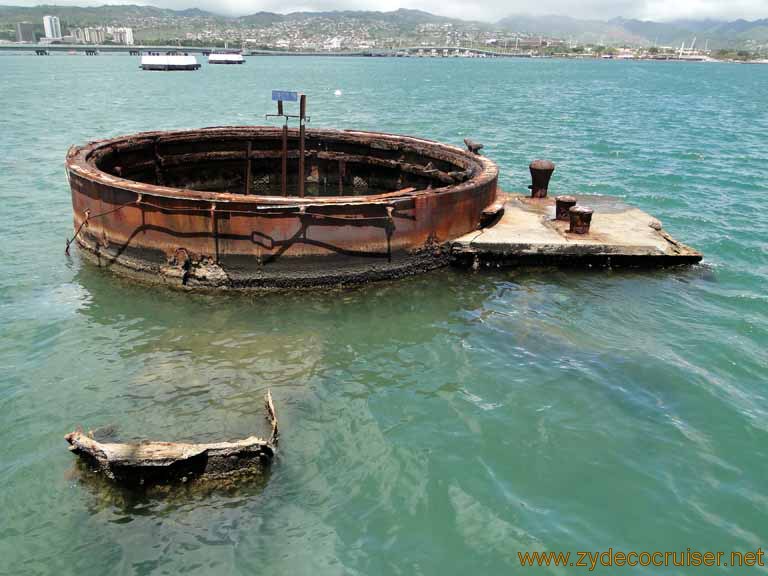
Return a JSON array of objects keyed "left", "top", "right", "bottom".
[{"left": 1, "top": 54, "right": 767, "bottom": 575}]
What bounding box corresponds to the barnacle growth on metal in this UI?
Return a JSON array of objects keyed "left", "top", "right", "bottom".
[{"left": 65, "top": 126, "right": 499, "bottom": 288}]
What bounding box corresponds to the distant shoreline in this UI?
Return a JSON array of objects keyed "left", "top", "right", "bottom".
[{"left": 1, "top": 44, "right": 766, "bottom": 64}]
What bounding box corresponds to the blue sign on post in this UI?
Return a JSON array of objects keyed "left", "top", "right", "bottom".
[{"left": 272, "top": 90, "right": 298, "bottom": 102}]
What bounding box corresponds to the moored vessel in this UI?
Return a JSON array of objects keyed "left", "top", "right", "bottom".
[
  {"left": 208, "top": 51, "right": 245, "bottom": 64},
  {"left": 140, "top": 52, "right": 201, "bottom": 71}
]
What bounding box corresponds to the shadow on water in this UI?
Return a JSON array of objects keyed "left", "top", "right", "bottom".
[
  {"left": 66, "top": 451, "right": 274, "bottom": 514},
  {"left": 67, "top": 256, "right": 720, "bottom": 407},
  {"left": 68, "top": 256, "right": 719, "bottom": 372},
  {"left": 70, "top": 259, "right": 509, "bottom": 337},
  {"left": 72, "top": 254, "right": 716, "bottom": 318}
]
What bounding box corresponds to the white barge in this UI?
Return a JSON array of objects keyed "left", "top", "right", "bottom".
[
  {"left": 208, "top": 52, "right": 245, "bottom": 64},
  {"left": 140, "top": 53, "right": 201, "bottom": 71}
]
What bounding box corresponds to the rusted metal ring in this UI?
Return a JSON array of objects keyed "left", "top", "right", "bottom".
[{"left": 65, "top": 126, "right": 500, "bottom": 288}]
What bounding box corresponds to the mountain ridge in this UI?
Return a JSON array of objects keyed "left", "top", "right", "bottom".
[{"left": 1, "top": 5, "right": 766, "bottom": 48}]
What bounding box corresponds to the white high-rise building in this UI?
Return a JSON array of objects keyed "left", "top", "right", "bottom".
[
  {"left": 109, "top": 27, "right": 135, "bottom": 45},
  {"left": 83, "top": 27, "right": 105, "bottom": 44},
  {"left": 43, "top": 15, "right": 62, "bottom": 39}
]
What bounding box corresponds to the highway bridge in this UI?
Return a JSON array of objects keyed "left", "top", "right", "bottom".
[{"left": 0, "top": 43, "right": 537, "bottom": 58}]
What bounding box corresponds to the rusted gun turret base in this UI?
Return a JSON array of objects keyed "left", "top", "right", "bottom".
[
  {"left": 65, "top": 127, "right": 499, "bottom": 289},
  {"left": 451, "top": 194, "right": 702, "bottom": 268},
  {"left": 74, "top": 236, "right": 452, "bottom": 290},
  {"left": 65, "top": 392, "right": 279, "bottom": 486}
]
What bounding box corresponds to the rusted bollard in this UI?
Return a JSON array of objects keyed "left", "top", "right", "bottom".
[
  {"left": 555, "top": 196, "right": 577, "bottom": 221},
  {"left": 529, "top": 160, "right": 555, "bottom": 198},
  {"left": 569, "top": 206, "right": 593, "bottom": 234}
]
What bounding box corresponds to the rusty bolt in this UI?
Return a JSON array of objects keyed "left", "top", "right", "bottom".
[
  {"left": 529, "top": 160, "right": 555, "bottom": 198},
  {"left": 555, "top": 196, "right": 577, "bottom": 221},
  {"left": 569, "top": 206, "right": 593, "bottom": 234}
]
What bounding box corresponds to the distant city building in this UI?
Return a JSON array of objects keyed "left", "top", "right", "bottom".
[
  {"left": 65, "top": 25, "right": 134, "bottom": 45},
  {"left": 83, "top": 27, "right": 105, "bottom": 44},
  {"left": 15, "top": 22, "right": 35, "bottom": 43},
  {"left": 325, "top": 37, "right": 342, "bottom": 50},
  {"left": 43, "top": 15, "right": 62, "bottom": 39},
  {"left": 110, "top": 27, "right": 134, "bottom": 45}
]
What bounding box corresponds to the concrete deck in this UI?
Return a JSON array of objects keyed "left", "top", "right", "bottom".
[{"left": 451, "top": 194, "right": 702, "bottom": 268}]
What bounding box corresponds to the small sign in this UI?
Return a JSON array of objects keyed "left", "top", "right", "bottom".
[{"left": 272, "top": 90, "right": 298, "bottom": 102}]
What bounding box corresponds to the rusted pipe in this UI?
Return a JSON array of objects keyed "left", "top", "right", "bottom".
[
  {"left": 529, "top": 160, "right": 555, "bottom": 198},
  {"left": 555, "top": 195, "right": 576, "bottom": 221},
  {"left": 569, "top": 205, "right": 593, "bottom": 234}
]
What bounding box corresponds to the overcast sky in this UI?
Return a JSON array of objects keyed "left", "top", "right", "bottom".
[{"left": 10, "top": 0, "right": 768, "bottom": 21}]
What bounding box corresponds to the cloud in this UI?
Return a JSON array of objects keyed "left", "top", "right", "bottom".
[
  {"left": 7, "top": 0, "right": 768, "bottom": 21},
  {"left": 637, "top": 0, "right": 768, "bottom": 21}
]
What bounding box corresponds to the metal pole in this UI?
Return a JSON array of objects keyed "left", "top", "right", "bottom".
[
  {"left": 298, "top": 94, "right": 306, "bottom": 198},
  {"left": 244, "top": 140, "right": 252, "bottom": 194},
  {"left": 277, "top": 99, "right": 287, "bottom": 196},
  {"left": 281, "top": 123, "right": 288, "bottom": 196}
]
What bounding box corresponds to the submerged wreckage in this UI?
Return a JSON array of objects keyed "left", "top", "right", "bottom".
[
  {"left": 62, "top": 104, "right": 703, "bottom": 486},
  {"left": 65, "top": 125, "right": 500, "bottom": 287},
  {"left": 65, "top": 392, "right": 278, "bottom": 486},
  {"left": 64, "top": 100, "right": 700, "bottom": 289}
]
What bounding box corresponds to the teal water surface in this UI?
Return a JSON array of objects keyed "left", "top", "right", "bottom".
[{"left": 1, "top": 54, "right": 767, "bottom": 575}]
